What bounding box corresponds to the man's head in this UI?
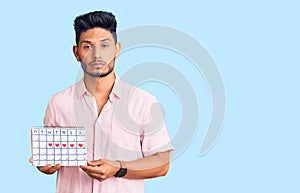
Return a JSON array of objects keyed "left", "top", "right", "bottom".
[
  {"left": 73, "top": 11, "right": 120, "bottom": 78},
  {"left": 74, "top": 11, "right": 117, "bottom": 45}
]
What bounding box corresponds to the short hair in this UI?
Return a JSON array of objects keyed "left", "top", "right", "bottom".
[{"left": 74, "top": 11, "right": 117, "bottom": 45}]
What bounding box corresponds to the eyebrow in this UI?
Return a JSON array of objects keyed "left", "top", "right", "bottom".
[
  {"left": 79, "top": 38, "right": 112, "bottom": 45},
  {"left": 79, "top": 40, "right": 93, "bottom": 44},
  {"left": 100, "top": 38, "right": 112, "bottom": 43}
]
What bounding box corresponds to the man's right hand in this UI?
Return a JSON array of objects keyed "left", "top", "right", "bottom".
[{"left": 28, "top": 157, "right": 61, "bottom": 175}]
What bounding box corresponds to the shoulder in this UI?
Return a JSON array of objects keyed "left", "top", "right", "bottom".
[
  {"left": 48, "top": 81, "right": 79, "bottom": 106},
  {"left": 116, "top": 79, "right": 157, "bottom": 103}
]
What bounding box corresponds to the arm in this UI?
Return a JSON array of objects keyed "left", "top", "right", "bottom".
[
  {"left": 124, "top": 151, "right": 170, "bottom": 179},
  {"left": 29, "top": 98, "right": 61, "bottom": 175},
  {"left": 80, "top": 150, "right": 171, "bottom": 182}
]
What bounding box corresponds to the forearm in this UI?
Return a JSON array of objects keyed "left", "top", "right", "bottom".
[{"left": 123, "top": 151, "right": 171, "bottom": 179}]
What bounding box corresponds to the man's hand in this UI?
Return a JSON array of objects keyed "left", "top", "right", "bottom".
[
  {"left": 28, "top": 157, "right": 61, "bottom": 175},
  {"left": 80, "top": 159, "right": 120, "bottom": 182}
]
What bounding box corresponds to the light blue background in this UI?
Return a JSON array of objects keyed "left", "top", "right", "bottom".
[{"left": 0, "top": 0, "right": 299, "bottom": 192}]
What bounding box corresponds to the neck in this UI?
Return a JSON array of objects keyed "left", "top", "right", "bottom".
[{"left": 84, "top": 71, "right": 115, "bottom": 96}]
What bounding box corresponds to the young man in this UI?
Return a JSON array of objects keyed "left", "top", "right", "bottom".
[{"left": 30, "top": 11, "right": 173, "bottom": 193}]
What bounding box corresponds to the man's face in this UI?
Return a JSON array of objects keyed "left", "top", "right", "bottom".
[{"left": 73, "top": 27, "right": 120, "bottom": 78}]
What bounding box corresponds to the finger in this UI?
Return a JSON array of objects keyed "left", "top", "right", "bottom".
[
  {"left": 83, "top": 170, "right": 107, "bottom": 182},
  {"left": 28, "top": 157, "right": 35, "bottom": 166},
  {"left": 47, "top": 164, "right": 61, "bottom": 174},
  {"left": 85, "top": 171, "right": 101, "bottom": 181},
  {"left": 37, "top": 164, "right": 52, "bottom": 173},
  {"left": 81, "top": 165, "right": 102, "bottom": 174},
  {"left": 87, "top": 160, "right": 104, "bottom": 167},
  {"left": 38, "top": 164, "right": 61, "bottom": 174}
]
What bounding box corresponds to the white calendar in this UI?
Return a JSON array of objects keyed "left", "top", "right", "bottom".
[{"left": 31, "top": 127, "right": 87, "bottom": 166}]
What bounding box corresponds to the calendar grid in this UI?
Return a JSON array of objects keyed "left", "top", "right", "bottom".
[{"left": 31, "top": 127, "right": 87, "bottom": 166}]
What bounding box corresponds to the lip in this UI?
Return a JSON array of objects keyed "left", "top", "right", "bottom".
[{"left": 90, "top": 62, "right": 106, "bottom": 68}]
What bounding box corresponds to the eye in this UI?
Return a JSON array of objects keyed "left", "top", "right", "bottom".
[
  {"left": 83, "top": 45, "right": 93, "bottom": 50},
  {"left": 101, "top": 44, "right": 109, "bottom": 48}
]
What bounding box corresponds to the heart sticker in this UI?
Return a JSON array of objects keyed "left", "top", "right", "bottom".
[
  {"left": 62, "top": 144, "right": 67, "bottom": 147},
  {"left": 78, "top": 143, "right": 83, "bottom": 148},
  {"left": 55, "top": 143, "right": 60, "bottom": 147},
  {"left": 70, "top": 144, "right": 74, "bottom": 148},
  {"left": 48, "top": 143, "right": 53, "bottom": 147}
]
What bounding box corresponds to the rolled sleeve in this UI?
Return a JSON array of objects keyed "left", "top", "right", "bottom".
[{"left": 140, "top": 97, "right": 174, "bottom": 157}]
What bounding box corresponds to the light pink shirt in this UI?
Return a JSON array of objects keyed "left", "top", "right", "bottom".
[{"left": 44, "top": 76, "right": 173, "bottom": 193}]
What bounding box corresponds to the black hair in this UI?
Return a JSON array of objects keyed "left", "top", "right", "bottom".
[{"left": 74, "top": 11, "right": 117, "bottom": 45}]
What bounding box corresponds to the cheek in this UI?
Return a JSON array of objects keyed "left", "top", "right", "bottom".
[
  {"left": 80, "top": 62, "right": 87, "bottom": 70},
  {"left": 104, "top": 50, "right": 117, "bottom": 61},
  {"left": 80, "top": 51, "right": 94, "bottom": 62},
  {"left": 80, "top": 51, "right": 89, "bottom": 58}
]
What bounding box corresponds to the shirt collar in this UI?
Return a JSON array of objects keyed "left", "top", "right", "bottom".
[
  {"left": 75, "top": 74, "right": 123, "bottom": 101},
  {"left": 110, "top": 75, "right": 122, "bottom": 100}
]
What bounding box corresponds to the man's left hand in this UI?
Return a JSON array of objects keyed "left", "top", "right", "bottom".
[{"left": 80, "top": 159, "right": 120, "bottom": 182}]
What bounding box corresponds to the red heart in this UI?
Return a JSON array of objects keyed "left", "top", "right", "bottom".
[
  {"left": 70, "top": 144, "right": 74, "bottom": 148},
  {"left": 48, "top": 143, "right": 52, "bottom": 147},
  {"left": 78, "top": 143, "right": 83, "bottom": 148},
  {"left": 55, "top": 143, "right": 60, "bottom": 147},
  {"left": 62, "top": 144, "right": 66, "bottom": 147}
]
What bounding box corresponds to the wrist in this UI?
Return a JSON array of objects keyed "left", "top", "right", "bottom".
[{"left": 114, "top": 160, "right": 127, "bottom": 178}]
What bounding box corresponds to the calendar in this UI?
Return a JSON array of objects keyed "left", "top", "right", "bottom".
[{"left": 31, "top": 127, "right": 87, "bottom": 166}]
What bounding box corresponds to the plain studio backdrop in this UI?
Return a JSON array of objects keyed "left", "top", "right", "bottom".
[{"left": 0, "top": 0, "right": 299, "bottom": 192}]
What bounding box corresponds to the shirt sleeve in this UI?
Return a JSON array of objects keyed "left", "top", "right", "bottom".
[{"left": 140, "top": 96, "right": 174, "bottom": 157}]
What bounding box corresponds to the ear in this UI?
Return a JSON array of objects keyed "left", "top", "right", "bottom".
[
  {"left": 115, "top": 42, "right": 121, "bottom": 59},
  {"left": 73, "top": 45, "right": 81, "bottom": 61}
]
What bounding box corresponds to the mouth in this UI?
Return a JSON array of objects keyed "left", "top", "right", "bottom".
[{"left": 90, "top": 61, "right": 106, "bottom": 68}]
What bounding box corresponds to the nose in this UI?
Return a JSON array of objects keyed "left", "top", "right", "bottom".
[{"left": 92, "top": 44, "right": 102, "bottom": 59}]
